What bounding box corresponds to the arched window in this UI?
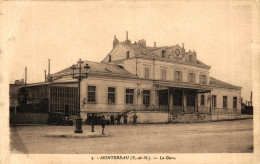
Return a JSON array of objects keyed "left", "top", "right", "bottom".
[{"left": 201, "top": 95, "right": 205, "bottom": 106}]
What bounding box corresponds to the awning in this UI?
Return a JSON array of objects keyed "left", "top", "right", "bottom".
[{"left": 155, "top": 80, "right": 212, "bottom": 91}]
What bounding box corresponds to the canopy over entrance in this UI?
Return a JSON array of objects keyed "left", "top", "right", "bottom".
[{"left": 155, "top": 80, "right": 212, "bottom": 92}]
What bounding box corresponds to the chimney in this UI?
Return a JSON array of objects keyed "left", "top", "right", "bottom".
[
  {"left": 194, "top": 51, "right": 197, "bottom": 58},
  {"left": 137, "top": 39, "right": 146, "bottom": 49},
  {"left": 154, "top": 42, "right": 157, "bottom": 47},
  {"left": 44, "top": 70, "right": 47, "bottom": 82},
  {"left": 113, "top": 35, "right": 119, "bottom": 48},
  {"left": 20, "top": 79, "right": 24, "bottom": 85},
  {"left": 182, "top": 43, "right": 185, "bottom": 53},
  {"left": 125, "top": 31, "right": 131, "bottom": 44},
  {"left": 48, "top": 59, "right": 50, "bottom": 78}
]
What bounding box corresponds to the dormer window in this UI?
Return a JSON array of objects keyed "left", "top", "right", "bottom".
[
  {"left": 162, "top": 50, "right": 166, "bottom": 58},
  {"left": 126, "top": 51, "right": 130, "bottom": 59}
]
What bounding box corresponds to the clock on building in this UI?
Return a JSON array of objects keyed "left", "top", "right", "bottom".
[{"left": 175, "top": 49, "right": 180, "bottom": 56}]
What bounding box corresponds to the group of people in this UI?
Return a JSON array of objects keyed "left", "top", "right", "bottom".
[
  {"left": 88, "top": 113, "right": 138, "bottom": 134},
  {"left": 89, "top": 113, "right": 106, "bottom": 134},
  {"left": 110, "top": 113, "right": 138, "bottom": 125}
]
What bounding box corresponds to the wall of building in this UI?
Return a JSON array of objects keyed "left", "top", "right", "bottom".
[
  {"left": 80, "top": 76, "right": 155, "bottom": 120},
  {"left": 122, "top": 58, "right": 138, "bottom": 76},
  {"left": 211, "top": 88, "right": 241, "bottom": 113},
  {"left": 127, "top": 111, "right": 169, "bottom": 124},
  {"left": 136, "top": 58, "right": 210, "bottom": 84},
  {"left": 109, "top": 44, "right": 135, "bottom": 62}
]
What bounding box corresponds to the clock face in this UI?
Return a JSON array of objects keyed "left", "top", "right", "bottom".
[{"left": 175, "top": 49, "right": 180, "bottom": 56}]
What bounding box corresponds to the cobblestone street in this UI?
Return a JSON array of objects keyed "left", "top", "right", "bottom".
[{"left": 10, "top": 119, "right": 253, "bottom": 154}]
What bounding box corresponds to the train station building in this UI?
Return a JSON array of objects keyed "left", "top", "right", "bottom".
[{"left": 19, "top": 32, "right": 242, "bottom": 123}]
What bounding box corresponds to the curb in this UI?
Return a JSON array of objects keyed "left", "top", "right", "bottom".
[{"left": 45, "top": 132, "right": 109, "bottom": 138}]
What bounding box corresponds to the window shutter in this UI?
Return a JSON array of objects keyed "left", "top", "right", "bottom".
[
  {"left": 174, "top": 71, "right": 177, "bottom": 81},
  {"left": 188, "top": 73, "right": 191, "bottom": 83},
  {"left": 205, "top": 76, "right": 207, "bottom": 84},
  {"left": 199, "top": 75, "right": 202, "bottom": 84},
  {"left": 180, "top": 72, "right": 182, "bottom": 82}
]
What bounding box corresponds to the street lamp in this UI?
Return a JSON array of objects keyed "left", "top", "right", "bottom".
[{"left": 71, "top": 58, "right": 90, "bottom": 133}]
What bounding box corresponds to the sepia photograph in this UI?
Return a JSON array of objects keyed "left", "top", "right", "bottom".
[{"left": 1, "top": 0, "right": 259, "bottom": 163}]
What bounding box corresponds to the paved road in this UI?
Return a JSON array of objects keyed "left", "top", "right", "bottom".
[{"left": 10, "top": 119, "right": 253, "bottom": 154}]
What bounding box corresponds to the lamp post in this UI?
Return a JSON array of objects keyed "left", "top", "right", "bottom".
[{"left": 71, "top": 58, "right": 90, "bottom": 133}]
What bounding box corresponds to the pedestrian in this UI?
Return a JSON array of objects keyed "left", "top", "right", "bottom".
[
  {"left": 110, "top": 114, "right": 114, "bottom": 125},
  {"left": 117, "top": 114, "right": 121, "bottom": 125},
  {"left": 101, "top": 114, "right": 106, "bottom": 134},
  {"left": 133, "top": 113, "right": 138, "bottom": 125},
  {"left": 123, "top": 114, "right": 128, "bottom": 125},
  {"left": 91, "top": 113, "right": 95, "bottom": 132}
]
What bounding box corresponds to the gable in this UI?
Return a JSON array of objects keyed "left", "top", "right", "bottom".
[{"left": 102, "top": 44, "right": 135, "bottom": 63}]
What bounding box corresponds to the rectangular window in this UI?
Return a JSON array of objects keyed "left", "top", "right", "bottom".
[
  {"left": 108, "top": 87, "right": 115, "bottom": 104},
  {"left": 143, "top": 90, "right": 150, "bottom": 105},
  {"left": 144, "top": 67, "right": 150, "bottom": 79},
  {"left": 161, "top": 69, "right": 167, "bottom": 80},
  {"left": 109, "top": 55, "right": 111, "bottom": 62},
  {"left": 175, "top": 71, "right": 182, "bottom": 82},
  {"left": 126, "top": 89, "right": 134, "bottom": 104},
  {"left": 233, "top": 97, "right": 237, "bottom": 109},
  {"left": 200, "top": 75, "right": 207, "bottom": 84},
  {"left": 88, "top": 86, "right": 96, "bottom": 103},
  {"left": 162, "top": 50, "right": 166, "bottom": 58},
  {"left": 212, "top": 95, "right": 217, "bottom": 108},
  {"left": 189, "top": 73, "right": 195, "bottom": 83},
  {"left": 201, "top": 94, "right": 205, "bottom": 106},
  {"left": 223, "top": 96, "right": 227, "bottom": 108},
  {"left": 126, "top": 51, "right": 130, "bottom": 59}
]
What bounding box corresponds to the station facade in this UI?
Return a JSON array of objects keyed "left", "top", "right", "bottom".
[{"left": 24, "top": 32, "right": 242, "bottom": 123}]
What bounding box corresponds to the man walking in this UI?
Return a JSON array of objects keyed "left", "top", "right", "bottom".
[
  {"left": 117, "top": 114, "right": 121, "bottom": 125},
  {"left": 110, "top": 114, "right": 114, "bottom": 125},
  {"left": 101, "top": 114, "right": 106, "bottom": 134},
  {"left": 133, "top": 113, "right": 138, "bottom": 125},
  {"left": 91, "top": 113, "right": 95, "bottom": 132},
  {"left": 123, "top": 114, "right": 128, "bottom": 125}
]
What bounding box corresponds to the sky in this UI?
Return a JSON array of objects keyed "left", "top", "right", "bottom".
[{"left": 2, "top": 1, "right": 256, "bottom": 101}]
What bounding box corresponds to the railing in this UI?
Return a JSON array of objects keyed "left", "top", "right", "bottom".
[
  {"left": 212, "top": 108, "right": 240, "bottom": 115},
  {"left": 198, "top": 107, "right": 211, "bottom": 114},
  {"left": 123, "top": 104, "right": 169, "bottom": 112},
  {"left": 120, "top": 105, "right": 239, "bottom": 116}
]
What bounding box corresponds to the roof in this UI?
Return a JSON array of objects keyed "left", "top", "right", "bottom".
[
  {"left": 51, "top": 60, "right": 137, "bottom": 80},
  {"left": 105, "top": 42, "right": 210, "bottom": 69},
  {"left": 209, "top": 77, "right": 242, "bottom": 90},
  {"left": 155, "top": 80, "right": 212, "bottom": 90}
]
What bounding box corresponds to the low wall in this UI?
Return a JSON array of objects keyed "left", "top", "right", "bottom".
[
  {"left": 169, "top": 113, "right": 212, "bottom": 123},
  {"left": 127, "top": 111, "right": 169, "bottom": 124},
  {"left": 212, "top": 114, "right": 253, "bottom": 121},
  {"left": 10, "top": 113, "right": 49, "bottom": 124}
]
